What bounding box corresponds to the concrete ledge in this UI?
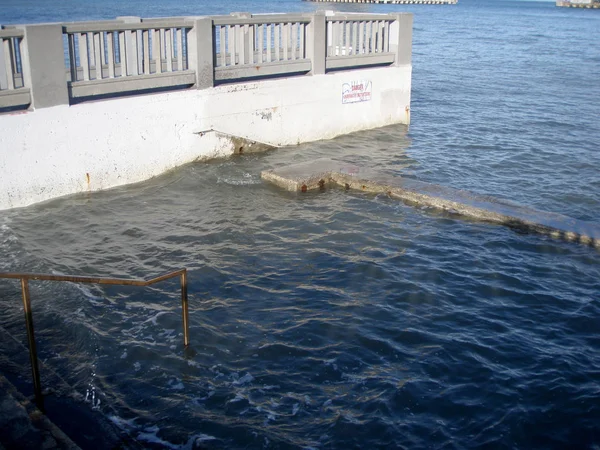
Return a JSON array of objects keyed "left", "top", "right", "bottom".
[
  {"left": 261, "top": 158, "right": 600, "bottom": 248},
  {"left": 0, "top": 374, "right": 80, "bottom": 450}
]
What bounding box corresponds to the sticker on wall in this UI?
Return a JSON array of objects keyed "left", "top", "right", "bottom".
[{"left": 342, "top": 80, "right": 372, "bottom": 104}]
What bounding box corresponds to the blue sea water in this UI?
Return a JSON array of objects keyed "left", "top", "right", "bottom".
[{"left": 0, "top": 0, "right": 599, "bottom": 449}]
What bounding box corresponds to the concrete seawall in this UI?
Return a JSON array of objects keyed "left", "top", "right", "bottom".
[
  {"left": 261, "top": 159, "right": 600, "bottom": 248},
  {"left": 0, "top": 65, "right": 411, "bottom": 210},
  {"left": 0, "top": 12, "right": 413, "bottom": 211}
]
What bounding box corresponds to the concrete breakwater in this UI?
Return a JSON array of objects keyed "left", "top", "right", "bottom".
[
  {"left": 0, "top": 11, "right": 412, "bottom": 210},
  {"left": 261, "top": 159, "right": 600, "bottom": 248}
]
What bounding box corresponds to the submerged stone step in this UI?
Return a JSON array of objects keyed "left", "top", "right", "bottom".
[{"left": 261, "top": 158, "right": 600, "bottom": 248}]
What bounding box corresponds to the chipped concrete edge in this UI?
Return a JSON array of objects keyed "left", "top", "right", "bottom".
[
  {"left": 196, "top": 129, "right": 279, "bottom": 156},
  {"left": 261, "top": 163, "right": 600, "bottom": 249}
]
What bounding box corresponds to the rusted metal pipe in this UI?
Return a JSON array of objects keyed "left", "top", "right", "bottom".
[
  {"left": 20, "top": 278, "right": 43, "bottom": 410},
  {"left": 1, "top": 269, "right": 191, "bottom": 410},
  {"left": 180, "top": 270, "right": 190, "bottom": 347}
]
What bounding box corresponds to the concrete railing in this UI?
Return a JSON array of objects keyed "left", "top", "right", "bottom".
[
  {"left": 0, "top": 28, "right": 29, "bottom": 108},
  {"left": 326, "top": 14, "right": 397, "bottom": 69},
  {"left": 0, "top": 11, "right": 412, "bottom": 110},
  {"left": 212, "top": 14, "right": 313, "bottom": 81},
  {"left": 64, "top": 18, "right": 196, "bottom": 98}
]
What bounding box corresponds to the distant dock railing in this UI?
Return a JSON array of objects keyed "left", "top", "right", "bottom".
[{"left": 0, "top": 11, "right": 412, "bottom": 110}]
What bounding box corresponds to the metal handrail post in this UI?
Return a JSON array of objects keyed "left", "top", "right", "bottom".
[
  {"left": 180, "top": 270, "right": 190, "bottom": 347},
  {"left": 1, "top": 269, "right": 190, "bottom": 411},
  {"left": 20, "top": 278, "right": 44, "bottom": 410}
]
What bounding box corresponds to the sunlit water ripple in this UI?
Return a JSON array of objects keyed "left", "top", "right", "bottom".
[{"left": 1, "top": 0, "right": 599, "bottom": 449}]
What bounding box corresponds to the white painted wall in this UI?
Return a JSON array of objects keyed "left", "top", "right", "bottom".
[{"left": 0, "top": 65, "right": 411, "bottom": 210}]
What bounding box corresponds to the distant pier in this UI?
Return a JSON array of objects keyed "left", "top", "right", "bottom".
[
  {"left": 306, "top": 0, "right": 457, "bottom": 4},
  {"left": 556, "top": 0, "right": 600, "bottom": 7}
]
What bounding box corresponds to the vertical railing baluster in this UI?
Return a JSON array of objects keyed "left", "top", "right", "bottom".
[
  {"left": 125, "top": 29, "right": 137, "bottom": 76},
  {"left": 118, "top": 31, "right": 126, "bottom": 76},
  {"left": 352, "top": 22, "right": 358, "bottom": 55},
  {"left": 107, "top": 32, "right": 115, "bottom": 78},
  {"left": 332, "top": 21, "right": 339, "bottom": 56},
  {"left": 275, "top": 23, "right": 281, "bottom": 61},
  {"left": 247, "top": 24, "right": 254, "bottom": 65},
  {"left": 93, "top": 32, "right": 102, "bottom": 79},
  {"left": 153, "top": 29, "right": 161, "bottom": 73},
  {"left": 142, "top": 29, "right": 150, "bottom": 74},
  {"left": 357, "top": 22, "right": 362, "bottom": 55},
  {"left": 238, "top": 25, "right": 245, "bottom": 65},
  {"left": 99, "top": 31, "right": 106, "bottom": 76},
  {"left": 176, "top": 28, "right": 183, "bottom": 71},
  {"left": 266, "top": 24, "right": 272, "bottom": 63},
  {"left": 232, "top": 25, "right": 238, "bottom": 65},
  {"left": 79, "top": 33, "right": 90, "bottom": 81},
  {"left": 298, "top": 23, "right": 306, "bottom": 59},
  {"left": 282, "top": 23, "right": 289, "bottom": 61},
  {"left": 291, "top": 23, "right": 297, "bottom": 60},
  {"left": 258, "top": 24, "right": 264, "bottom": 63},
  {"left": 383, "top": 21, "right": 390, "bottom": 53},
  {"left": 370, "top": 21, "right": 377, "bottom": 54},
  {"left": 165, "top": 28, "right": 173, "bottom": 72},
  {"left": 159, "top": 28, "right": 166, "bottom": 72},
  {"left": 218, "top": 26, "right": 225, "bottom": 67}
]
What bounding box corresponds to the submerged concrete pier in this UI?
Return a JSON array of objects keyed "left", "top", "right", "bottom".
[{"left": 261, "top": 159, "right": 600, "bottom": 248}]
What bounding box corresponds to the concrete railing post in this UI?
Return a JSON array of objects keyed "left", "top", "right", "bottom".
[
  {"left": 188, "top": 17, "right": 214, "bottom": 89},
  {"left": 19, "top": 24, "right": 68, "bottom": 109},
  {"left": 309, "top": 12, "right": 326, "bottom": 75},
  {"left": 391, "top": 13, "right": 413, "bottom": 67}
]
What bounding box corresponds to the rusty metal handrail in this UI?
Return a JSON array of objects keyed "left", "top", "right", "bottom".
[{"left": 0, "top": 269, "right": 189, "bottom": 410}]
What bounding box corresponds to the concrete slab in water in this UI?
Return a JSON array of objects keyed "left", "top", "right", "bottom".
[{"left": 261, "top": 158, "right": 600, "bottom": 248}]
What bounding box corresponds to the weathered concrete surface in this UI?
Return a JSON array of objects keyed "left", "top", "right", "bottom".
[
  {"left": 0, "top": 374, "right": 80, "bottom": 450},
  {"left": 261, "top": 158, "right": 600, "bottom": 248},
  {"left": 0, "top": 64, "right": 411, "bottom": 211}
]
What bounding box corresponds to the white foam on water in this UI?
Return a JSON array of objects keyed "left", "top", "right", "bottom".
[
  {"left": 227, "top": 392, "right": 246, "bottom": 404},
  {"left": 137, "top": 426, "right": 179, "bottom": 450},
  {"left": 167, "top": 378, "right": 185, "bottom": 390},
  {"left": 135, "top": 424, "right": 218, "bottom": 450},
  {"left": 108, "top": 414, "right": 137, "bottom": 431},
  {"left": 232, "top": 372, "right": 254, "bottom": 386},
  {"left": 73, "top": 283, "right": 105, "bottom": 304},
  {"left": 217, "top": 172, "right": 260, "bottom": 186},
  {"left": 144, "top": 310, "right": 169, "bottom": 326}
]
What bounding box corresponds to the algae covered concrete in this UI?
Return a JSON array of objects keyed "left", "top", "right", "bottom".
[{"left": 261, "top": 158, "right": 600, "bottom": 248}]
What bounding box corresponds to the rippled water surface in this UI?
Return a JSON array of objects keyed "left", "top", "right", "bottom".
[{"left": 1, "top": 0, "right": 599, "bottom": 449}]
